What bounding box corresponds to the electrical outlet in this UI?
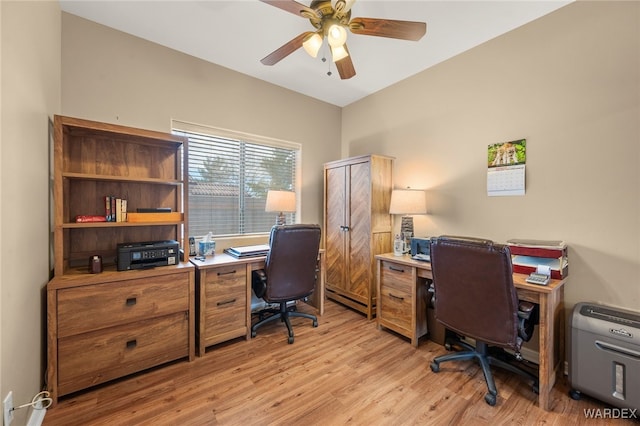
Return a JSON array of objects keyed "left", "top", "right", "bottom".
[{"left": 3, "top": 391, "right": 14, "bottom": 426}]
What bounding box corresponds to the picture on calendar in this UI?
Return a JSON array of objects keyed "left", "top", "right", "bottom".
[{"left": 488, "top": 139, "right": 526, "bottom": 168}]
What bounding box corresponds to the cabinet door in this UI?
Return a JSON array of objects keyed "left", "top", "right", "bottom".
[
  {"left": 347, "top": 161, "right": 372, "bottom": 301},
  {"left": 325, "top": 165, "right": 347, "bottom": 291}
]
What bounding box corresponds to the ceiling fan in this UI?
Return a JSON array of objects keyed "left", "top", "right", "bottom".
[{"left": 259, "top": 0, "right": 427, "bottom": 80}]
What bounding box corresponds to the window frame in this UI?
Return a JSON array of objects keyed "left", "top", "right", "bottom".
[{"left": 172, "top": 120, "right": 302, "bottom": 239}]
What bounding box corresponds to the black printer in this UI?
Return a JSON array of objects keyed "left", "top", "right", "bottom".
[{"left": 117, "top": 240, "right": 179, "bottom": 271}]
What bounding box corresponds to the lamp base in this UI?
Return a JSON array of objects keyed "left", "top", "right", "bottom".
[
  {"left": 275, "top": 212, "right": 286, "bottom": 226},
  {"left": 400, "top": 216, "right": 413, "bottom": 248}
]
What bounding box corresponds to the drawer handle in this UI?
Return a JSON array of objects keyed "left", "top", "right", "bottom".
[
  {"left": 389, "top": 293, "right": 405, "bottom": 301},
  {"left": 389, "top": 266, "right": 405, "bottom": 273},
  {"left": 217, "top": 298, "right": 237, "bottom": 306},
  {"left": 125, "top": 297, "right": 137, "bottom": 306},
  {"left": 126, "top": 339, "right": 137, "bottom": 349},
  {"left": 217, "top": 270, "right": 237, "bottom": 276}
]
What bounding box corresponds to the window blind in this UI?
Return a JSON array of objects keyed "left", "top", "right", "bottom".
[{"left": 173, "top": 122, "right": 299, "bottom": 238}]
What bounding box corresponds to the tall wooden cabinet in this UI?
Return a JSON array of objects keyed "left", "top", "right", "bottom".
[
  {"left": 47, "top": 116, "right": 195, "bottom": 404},
  {"left": 323, "top": 154, "right": 393, "bottom": 319}
]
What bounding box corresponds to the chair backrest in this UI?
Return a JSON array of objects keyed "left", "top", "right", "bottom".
[
  {"left": 430, "top": 235, "right": 520, "bottom": 349},
  {"left": 264, "top": 224, "right": 322, "bottom": 303}
]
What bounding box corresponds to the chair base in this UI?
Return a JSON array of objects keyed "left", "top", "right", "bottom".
[
  {"left": 251, "top": 301, "right": 318, "bottom": 344},
  {"left": 430, "top": 337, "right": 539, "bottom": 406}
]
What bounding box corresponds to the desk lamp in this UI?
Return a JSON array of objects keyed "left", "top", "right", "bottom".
[
  {"left": 265, "top": 190, "right": 296, "bottom": 225},
  {"left": 389, "top": 189, "right": 427, "bottom": 248}
]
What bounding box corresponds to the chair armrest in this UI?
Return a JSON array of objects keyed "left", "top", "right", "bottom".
[
  {"left": 517, "top": 300, "right": 538, "bottom": 342},
  {"left": 252, "top": 269, "right": 267, "bottom": 299}
]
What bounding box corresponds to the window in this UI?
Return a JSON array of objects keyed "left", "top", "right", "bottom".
[{"left": 173, "top": 121, "right": 300, "bottom": 239}]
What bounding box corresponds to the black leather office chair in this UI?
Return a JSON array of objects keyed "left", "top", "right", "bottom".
[
  {"left": 429, "top": 236, "right": 539, "bottom": 406},
  {"left": 251, "top": 224, "right": 322, "bottom": 344}
]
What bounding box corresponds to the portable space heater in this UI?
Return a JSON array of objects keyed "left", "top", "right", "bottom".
[{"left": 569, "top": 302, "right": 640, "bottom": 410}]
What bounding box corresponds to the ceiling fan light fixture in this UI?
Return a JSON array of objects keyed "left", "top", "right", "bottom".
[
  {"left": 303, "top": 32, "right": 323, "bottom": 58},
  {"left": 327, "top": 24, "right": 347, "bottom": 48},
  {"left": 330, "top": 44, "right": 349, "bottom": 62}
]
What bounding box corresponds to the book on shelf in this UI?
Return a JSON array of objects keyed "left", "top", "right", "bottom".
[
  {"left": 104, "top": 196, "right": 112, "bottom": 221},
  {"left": 105, "top": 196, "right": 128, "bottom": 222},
  {"left": 75, "top": 215, "right": 107, "bottom": 223},
  {"left": 136, "top": 207, "right": 172, "bottom": 213}
]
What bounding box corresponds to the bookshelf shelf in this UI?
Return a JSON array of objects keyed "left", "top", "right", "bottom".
[
  {"left": 63, "top": 172, "right": 182, "bottom": 185},
  {"left": 62, "top": 220, "right": 184, "bottom": 229}
]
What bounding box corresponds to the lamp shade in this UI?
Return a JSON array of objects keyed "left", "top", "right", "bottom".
[
  {"left": 330, "top": 44, "right": 349, "bottom": 62},
  {"left": 389, "top": 189, "right": 427, "bottom": 215},
  {"left": 303, "top": 32, "right": 323, "bottom": 58},
  {"left": 265, "top": 190, "right": 296, "bottom": 213}
]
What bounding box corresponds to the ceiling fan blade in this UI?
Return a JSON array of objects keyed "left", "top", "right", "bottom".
[
  {"left": 335, "top": 45, "right": 356, "bottom": 80},
  {"left": 259, "top": 0, "right": 320, "bottom": 19},
  {"left": 261, "top": 32, "right": 314, "bottom": 66},
  {"left": 349, "top": 17, "right": 427, "bottom": 41}
]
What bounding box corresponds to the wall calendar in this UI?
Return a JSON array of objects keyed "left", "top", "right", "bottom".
[{"left": 487, "top": 139, "right": 526, "bottom": 196}]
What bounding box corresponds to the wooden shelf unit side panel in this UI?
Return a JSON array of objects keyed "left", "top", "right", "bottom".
[
  {"left": 177, "top": 137, "right": 188, "bottom": 255},
  {"left": 369, "top": 155, "right": 394, "bottom": 235}
]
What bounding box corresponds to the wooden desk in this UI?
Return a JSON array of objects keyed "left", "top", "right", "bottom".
[
  {"left": 191, "top": 250, "right": 325, "bottom": 356},
  {"left": 375, "top": 253, "right": 566, "bottom": 411}
]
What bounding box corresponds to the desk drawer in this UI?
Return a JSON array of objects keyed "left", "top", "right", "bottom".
[
  {"left": 379, "top": 285, "right": 412, "bottom": 331},
  {"left": 203, "top": 265, "right": 247, "bottom": 344},
  {"left": 57, "top": 274, "right": 190, "bottom": 337},
  {"left": 57, "top": 311, "right": 189, "bottom": 396},
  {"left": 380, "top": 261, "right": 413, "bottom": 293}
]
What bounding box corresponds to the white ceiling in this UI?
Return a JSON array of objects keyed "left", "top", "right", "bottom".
[{"left": 59, "top": 0, "right": 572, "bottom": 107}]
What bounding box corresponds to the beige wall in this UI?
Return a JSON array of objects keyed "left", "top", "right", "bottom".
[
  {"left": 1, "top": 0, "right": 61, "bottom": 423},
  {"left": 343, "top": 1, "right": 639, "bottom": 312},
  {"left": 61, "top": 13, "right": 342, "bottom": 250}
]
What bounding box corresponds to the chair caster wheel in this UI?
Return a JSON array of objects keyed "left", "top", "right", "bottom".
[
  {"left": 444, "top": 343, "right": 452, "bottom": 351},
  {"left": 485, "top": 393, "right": 497, "bottom": 406},
  {"left": 313, "top": 320, "right": 318, "bottom": 327},
  {"left": 569, "top": 389, "right": 581, "bottom": 400},
  {"left": 288, "top": 336, "right": 294, "bottom": 344},
  {"left": 430, "top": 362, "right": 440, "bottom": 373}
]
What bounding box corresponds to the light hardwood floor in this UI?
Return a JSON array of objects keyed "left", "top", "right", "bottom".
[{"left": 44, "top": 300, "right": 637, "bottom": 425}]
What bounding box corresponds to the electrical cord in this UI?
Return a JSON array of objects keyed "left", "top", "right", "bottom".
[{"left": 12, "top": 391, "right": 53, "bottom": 412}]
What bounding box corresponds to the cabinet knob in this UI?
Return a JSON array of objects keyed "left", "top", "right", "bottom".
[
  {"left": 126, "top": 339, "right": 137, "bottom": 349},
  {"left": 125, "top": 297, "right": 137, "bottom": 306},
  {"left": 340, "top": 225, "right": 350, "bottom": 232}
]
